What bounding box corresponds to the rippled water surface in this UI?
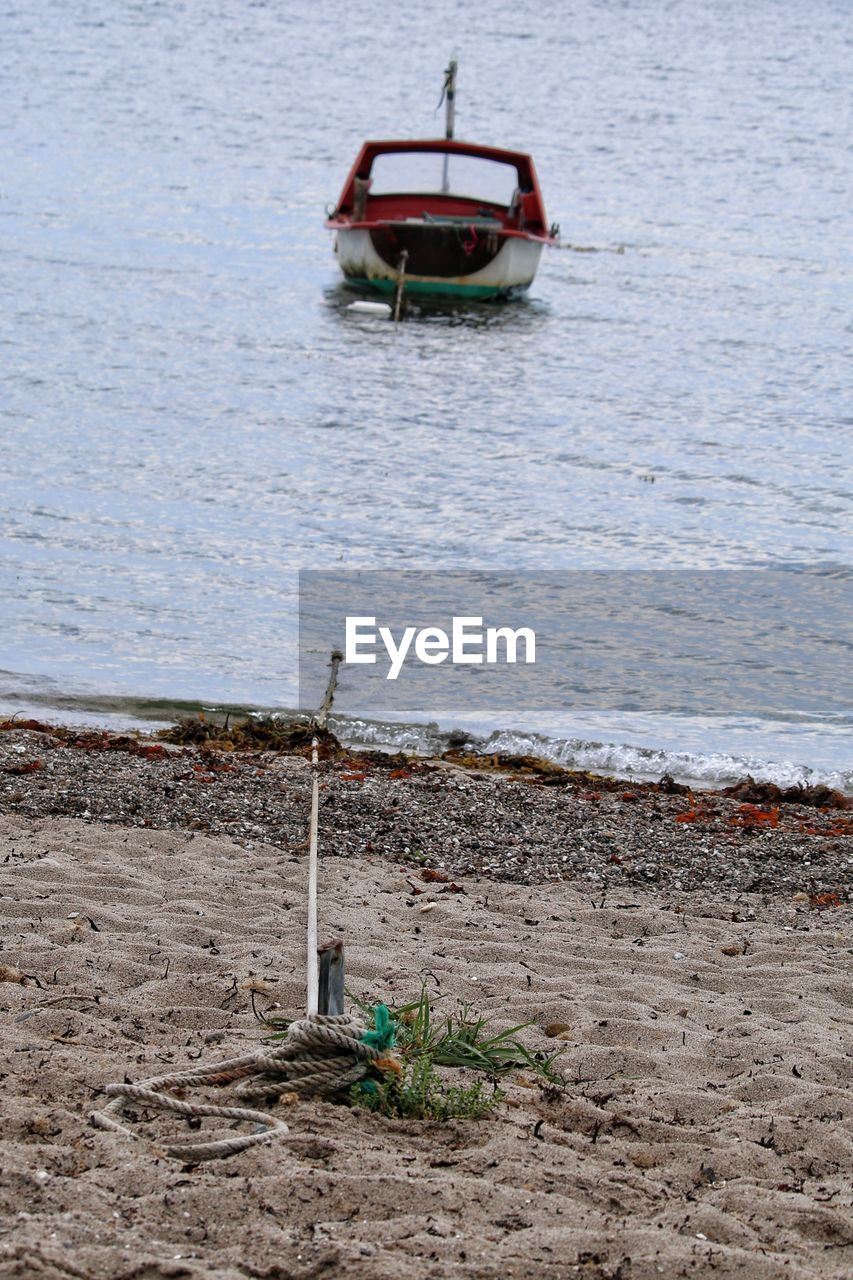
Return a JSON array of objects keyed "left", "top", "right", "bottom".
[{"left": 1, "top": 1, "right": 851, "bottom": 787}]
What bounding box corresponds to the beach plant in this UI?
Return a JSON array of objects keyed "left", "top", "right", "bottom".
[
  {"left": 351, "top": 1054, "right": 500, "bottom": 1121},
  {"left": 346, "top": 986, "right": 564, "bottom": 1119},
  {"left": 369, "top": 986, "right": 563, "bottom": 1080}
]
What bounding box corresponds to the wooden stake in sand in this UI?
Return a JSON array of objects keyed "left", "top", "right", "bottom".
[{"left": 306, "top": 650, "right": 343, "bottom": 1016}]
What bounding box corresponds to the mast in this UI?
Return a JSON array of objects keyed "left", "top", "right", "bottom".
[{"left": 441, "top": 59, "right": 457, "bottom": 194}]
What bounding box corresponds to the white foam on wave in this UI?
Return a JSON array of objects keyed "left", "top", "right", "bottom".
[
  {"left": 334, "top": 715, "right": 852, "bottom": 794},
  {"left": 480, "top": 729, "right": 852, "bottom": 793},
  {"left": 1, "top": 695, "right": 847, "bottom": 795}
]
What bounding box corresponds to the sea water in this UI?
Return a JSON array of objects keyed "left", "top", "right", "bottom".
[{"left": 1, "top": 0, "right": 850, "bottom": 790}]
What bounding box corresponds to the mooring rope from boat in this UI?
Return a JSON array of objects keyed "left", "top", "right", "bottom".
[{"left": 553, "top": 241, "right": 626, "bottom": 254}]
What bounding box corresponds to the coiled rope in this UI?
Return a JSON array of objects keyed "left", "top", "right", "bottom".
[{"left": 90, "top": 1007, "right": 398, "bottom": 1163}]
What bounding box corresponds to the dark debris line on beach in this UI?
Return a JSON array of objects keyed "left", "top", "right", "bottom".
[{"left": 0, "top": 720, "right": 850, "bottom": 901}]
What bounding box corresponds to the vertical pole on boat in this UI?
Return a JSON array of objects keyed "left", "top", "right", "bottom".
[
  {"left": 306, "top": 649, "right": 343, "bottom": 1016},
  {"left": 441, "top": 59, "right": 457, "bottom": 194},
  {"left": 444, "top": 59, "right": 457, "bottom": 139},
  {"left": 394, "top": 249, "right": 409, "bottom": 322}
]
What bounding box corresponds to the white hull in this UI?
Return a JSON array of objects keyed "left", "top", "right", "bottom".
[{"left": 335, "top": 228, "right": 543, "bottom": 297}]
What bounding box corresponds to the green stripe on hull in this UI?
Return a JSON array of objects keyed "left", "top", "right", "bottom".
[{"left": 345, "top": 275, "right": 530, "bottom": 300}]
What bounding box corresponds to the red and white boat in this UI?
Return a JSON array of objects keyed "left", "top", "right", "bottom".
[{"left": 326, "top": 65, "right": 557, "bottom": 302}]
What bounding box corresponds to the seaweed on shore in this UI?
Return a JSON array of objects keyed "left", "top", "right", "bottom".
[
  {"left": 158, "top": 714, "right": 342, "bottom": 758},
  {"left": 438, "top": 750, "right": 691, "bottom": 796},
  {"left": 0, "top": 717, "right": 849, "bottom": 810},
  {"left": 440, "top": 749, "right": 572, "bottom": 783},
  {"left": 722, "top": 776, "right": 851, "bottom": 811},
  {"left": 0, "top": 718, "right": 66, "bottom": 738}
]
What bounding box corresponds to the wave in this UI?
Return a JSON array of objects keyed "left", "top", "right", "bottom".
[
  {"left": 1, "top": 690, "right": 849, "bottom": 795},
  {"left": 336, "top": 715, "right": 853, "bottom": 794}
]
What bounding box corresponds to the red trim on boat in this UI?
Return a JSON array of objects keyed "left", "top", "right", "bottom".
[
  {"left": 327, "top": 138, "right": 556, "bottom": 245},
  {"left": 326, "top": 218, "right": 554, "bottom": 246}
]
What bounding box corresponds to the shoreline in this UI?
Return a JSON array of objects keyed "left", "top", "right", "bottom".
[
  {"left": 1, "top": 698, "right": 849, "bottom": 799},
  {"left": 0, "top": 719, "right": 849, "bottom": 901}
]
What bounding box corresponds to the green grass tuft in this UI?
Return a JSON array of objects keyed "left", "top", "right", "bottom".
[
  {"left": 352, "top": 986, "right": 563, "bottom": 1082},
  {"left": 351, "top": 1057, "right": 501, "bottom": 1121},
  {"left": 347, "top": 987, "right": 564, "bottom": 1120}
]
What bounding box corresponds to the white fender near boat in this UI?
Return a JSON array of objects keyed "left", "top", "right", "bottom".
[{"left": 346, "top": 300, "right": 393, "bottom": 317}]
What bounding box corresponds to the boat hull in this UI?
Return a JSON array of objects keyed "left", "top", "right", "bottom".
[{"left": 335, "top": 226, "right": 543, "bottom": 299}]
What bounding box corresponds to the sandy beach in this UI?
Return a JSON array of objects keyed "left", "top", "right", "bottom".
[{"left": 1, "top": 725, "right": 851, "bottom": 1279}]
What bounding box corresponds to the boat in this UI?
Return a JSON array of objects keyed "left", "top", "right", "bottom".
[{"left": 326, "top": 63, "right": 557, "bottom": 302}]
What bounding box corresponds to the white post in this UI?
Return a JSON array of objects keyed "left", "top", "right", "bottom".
[
  {"left": 306, "top": 752, "right": 320, "bottom": 1014},
  {"left": 305, "top": 650, "right": 343, "bottom": 1016}
]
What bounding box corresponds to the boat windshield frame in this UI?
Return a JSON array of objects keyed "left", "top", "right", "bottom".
[{"left": 329, "top": 138, "right": 550, "bottom": 233}]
